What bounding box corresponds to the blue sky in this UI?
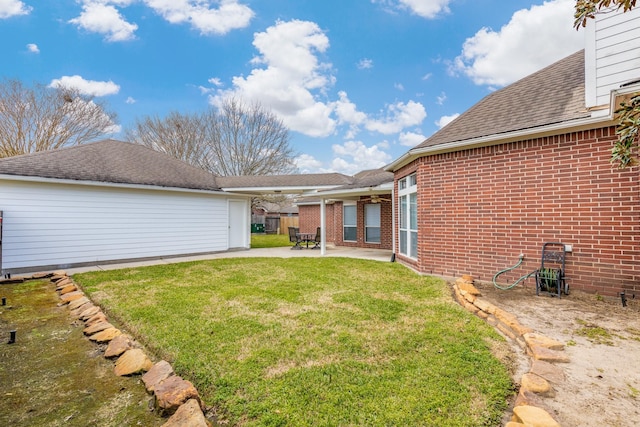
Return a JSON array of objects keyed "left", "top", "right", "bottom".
[{"left": 0, "top": 0, "right": 584, "bottom": 175}]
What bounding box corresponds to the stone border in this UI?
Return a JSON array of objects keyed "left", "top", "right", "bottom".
[
  {"left": 46, "top": 270, "right": 211, "bottom": 427},
  {"left": 453, "top": 275, "right": 567, "bottom": 427}
]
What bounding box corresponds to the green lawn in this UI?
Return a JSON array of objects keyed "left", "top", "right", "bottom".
[
  {"left": 251, "top": 233, "right": 293, "bottom": 248},
  {"left": 75, "top": 258, "right": 514, "bottom": 426}
]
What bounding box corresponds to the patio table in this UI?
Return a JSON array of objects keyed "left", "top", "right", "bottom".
[{"left": 296, "top": 233, "right": 315, "bottom": 249}]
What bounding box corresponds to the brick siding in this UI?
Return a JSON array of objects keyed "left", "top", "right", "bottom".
[
  {"left": 395, "top": 126, "right": 639, "bottom": 297},
  {"left": 298, "top": 198, "right": 393, "bottom": 250}
]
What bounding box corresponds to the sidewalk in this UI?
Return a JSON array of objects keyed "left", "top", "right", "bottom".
[{"left": 66, "top": 245, "right": 394, "bottom": 275}]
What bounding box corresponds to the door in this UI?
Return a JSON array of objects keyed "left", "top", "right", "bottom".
[{"left": 229, "top": 200, "right": 246, "bottom": 248}]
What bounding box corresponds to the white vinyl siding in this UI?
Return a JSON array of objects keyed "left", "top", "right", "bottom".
[
  {"left": 0, "top": 179, "right": 235, "bottom": 272},
  {"left": 585, "top": 7, "right": 640, "bottom": 107}
]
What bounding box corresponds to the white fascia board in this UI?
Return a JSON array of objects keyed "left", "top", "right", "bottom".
[
  {"left": 385, "top": 114, "right": 615, "bottom": 172},
  {"left": 219, "top": 185, "right": 340, "bottom": 195},
  {"left": 306, "top": 182, "right": 393, "bottom": 199},
  {"left": 0, "top": 174, "right": 245, "bottom": 198}
]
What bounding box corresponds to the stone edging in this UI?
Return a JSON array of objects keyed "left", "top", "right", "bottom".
[
  {"left": 453, "top": 275, "right": 567, "bottom": 427},
  {"left": 47, "top": 270, "right": 211, "bottom": 427}
]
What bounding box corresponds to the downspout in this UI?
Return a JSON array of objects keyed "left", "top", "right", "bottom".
[{"left": 320, "top": 197, "right": 326, "bottom": 255}]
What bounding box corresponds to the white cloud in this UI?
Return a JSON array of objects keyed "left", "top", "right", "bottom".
[
  {"left": 295, "top": 153, "right": 324, "bottom": 173},
  {"left": 422, "top": 72, "right": 432, "bottom": 81},
  {"left": 0, "top": 0, "right": 31, "bottom": 19},
  {"left": 436, "top": 91, "right": 446, "bottom": 105},
  {"left": 453, "top": 0, "right": 583, "bottom": 87},
  {"left": 399, "top": 131, "right": 426, "bottom": 147},
  {"left": 69, "top": 2, "right": 138, "bottom": 42},
  {"left": 394, "top": 83, "right": 404, "bottom": 91},
  {"left": 212, "top": 19, "right": 336, "bottom": 137},
  {"left": 26, "top": 43, "right": 39, "bottom": 53},
  {"left": 330, "top": 141, "right": 392, "bottom": 175},
  {"left": 374, "top": 0, "right": 452, "bottom": 19},
  {"left": 365, "top": 100, "right": 427, "bottom": 134},
  {"left": 49, "top": 75, "right": 120, "bottom": 97},
  {"left": 208, "top": 77, "right": 223, "bottom": 87},
  {"left": 436, "top": 113, "right": 459, "bottom": 128},
  {"left": 144, "top": 0, "right": 253, "bottom": 35},
  {"left": 357, "top": 58, "right": 373, "bottom": 69},
  {"left": 125, "top": 96, "right": 136, "bottom": 104}
]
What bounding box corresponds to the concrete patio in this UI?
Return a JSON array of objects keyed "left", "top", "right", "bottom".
[{"left": 65, "top": 245, "right": 394, "bottom": 275}]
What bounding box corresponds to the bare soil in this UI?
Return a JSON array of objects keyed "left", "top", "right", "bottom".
[
  {"left": 0, "top": 280, "right": 163, "bottom": 427},
  {"left": 475, "top": 280, "right": 640, "bottom": 427}
]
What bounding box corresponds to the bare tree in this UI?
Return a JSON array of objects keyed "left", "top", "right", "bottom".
[
  {"left": 125, "top": 111, "right": 210, "bottom": 169},
  {"left": 0, "top": 79, "right": 118, "bottom": 158},
  {"left": 127, "top": 98, "right": 297, "bottom": 176}
]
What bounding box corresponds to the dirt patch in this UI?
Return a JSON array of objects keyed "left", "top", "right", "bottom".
[
  {"left": 476, "top": 280, "right": 640, "bottom": 427},
  {"left": 0, "top": 280, "right": 163, "bottom": 427}
]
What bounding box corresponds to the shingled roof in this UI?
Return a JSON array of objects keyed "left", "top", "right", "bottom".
[
  {"left": 0, "top": 139, "right": 221, "bottom": 192},
  {"left": 321, "top": 168, "right": 393, "bottom": 191},
  {"left": 416, "top": 49, "right": 589, "bottom": 149},
  {"left": 217, "top": 173, "right": 353, "bottom": 189}
]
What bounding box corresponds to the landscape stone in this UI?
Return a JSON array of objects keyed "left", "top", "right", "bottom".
[
  {"left": 59, "top": 291, "right": 84, "bottom": 303},
  {"left": 85, "top": 313, "right": 108, "bottom": 326},
  {"left": 78, "top": 306, "right": 101, "bottom": 320},
  {"left": 32, "top": 272, "right": 52, "bottom": 279},
  {"left": 114, "top": 348, "right": 153, "bottom": 376},
  {"left": 523, "top": 332, "right": 564, "bottom": 351},
  {"left": 461, "top": 274, "right": 474, "bottom": 283},
  {"left": 68, "top": 297, "right": 90, "bottom": 311},
  {"left": 70, "top": 302, "right": 94, "bottom": 316},
  {"left": 59, "top": 284, "right": 77, "bottom": 295},
  {"left": 520, "top": 373, "right": 552, "bottom": 395},
  {"left": 84, "top": 321, "right": 114, "bottom": 336},
  {"left": 142, "top": 360, "right": 175, "bottom": 392},
  {"left": 529, "top": 345, "right": 570, "bottom": 363},
  {"left": 52, "top": 269, "right": 68, "bottom": 276},
  {"left": 512, "top": 405, "right": 560, "bottom": 427},
  {"left": 505, "top": 423, "right": 527, "bottom": 427},
  {"left": 530, "top": 360, "right": 566, "bottom": 384},
  {"left": 162, "top": 398, "right": 209, "bottom": 427},
  {"left": 105, "top": 334, "right": 134, "bottom": 358},
  {"left": 457, "top": 280, "right": 481, "bottom": 295},
  {"left": 155, "top": 375, "right": 201, "bottom": 415},
  {"left": 474, "top": 298, "right": 496, "bottom": 314},
  {"left": 88, "top": 327, "right": 122, "bottom": 343}
]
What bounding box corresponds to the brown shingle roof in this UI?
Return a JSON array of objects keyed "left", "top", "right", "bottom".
[
  {"left": 0, "top": 139, "right": 221, "bottom": 191},
  {"left": 217, "top": 173, "right": 353, "bottom": 188},
  {"left": 328, "top": 168, "right": 394, "bottom": 190},
  {"left": 416, "top": 50, "right": 589, "bottom": 149}
]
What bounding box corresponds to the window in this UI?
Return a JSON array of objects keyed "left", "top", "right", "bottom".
[
  {"left": 398, "top": 174, "right": 417, "bottom": 258},
  {"left": 343, "top": 204, "right": 357, "bottom": 241},
  {"left": 365, "top": 203, "right": 381, "bottom": 244}
]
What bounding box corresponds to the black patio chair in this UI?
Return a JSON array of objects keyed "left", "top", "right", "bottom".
[
  {"left": 288, "top": 227, "right": 302, "bottom": 250},
  {"left": 311, "top": 227, "right": 321, "bottom": 249},
  {"left": 535, "top": 242, "right": 569, "bottom": 297}
]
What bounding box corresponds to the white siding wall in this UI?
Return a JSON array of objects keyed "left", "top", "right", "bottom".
[
  {"left": 585, "top": 7, "right": 640, "bottom": 107},
  {"left": 0, "top": 179, "right": 238, "bottom": 272}
]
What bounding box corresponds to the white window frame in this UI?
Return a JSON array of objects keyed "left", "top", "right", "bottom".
[
  {"left": 343, "top": 203, "right": 357, "bottom": 242},
  {"left": 398, "top": 173, "right": 417, "bottom": 258},
  {"left": 364, "top": 203, "right": 381, "bottom": 244}
]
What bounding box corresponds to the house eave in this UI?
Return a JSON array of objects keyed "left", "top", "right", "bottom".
[
  {"left": 385, "top": 113, "right": 616, "bottom": 172},
  {"left": 302, "top": 182, "right": 393, "bottom": 200},
  {"left": 220, "top": 185, "right": 341, "bottom": 195},
  {"left": 0, "top": 173, "right": 245, "bottom": 197}
]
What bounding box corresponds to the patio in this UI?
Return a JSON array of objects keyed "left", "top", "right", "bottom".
[{"left": 65, "top": 245, "right": 394, "bottom": 275}]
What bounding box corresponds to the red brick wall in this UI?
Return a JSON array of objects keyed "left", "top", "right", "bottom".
[
  {"left": 298, "top": 198, "right": 393, "bottom": 250},
  {"left": 395, "top": 126, "right": 640, "bottom": 297}
]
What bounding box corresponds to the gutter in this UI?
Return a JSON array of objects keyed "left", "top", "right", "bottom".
[
  {"left": 385, "top": 112, "right": 616, "bottom": 172},
  {"left": 0, "top": 173, "right": 250, "bottom": 198}
]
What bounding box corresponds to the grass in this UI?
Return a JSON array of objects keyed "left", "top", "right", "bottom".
[
  {"left": 575, "top": 318, "right": 615, "bottom": 345},
  {"left": 75, "top": 258, "right": 514, "bottom": 426},
  {"left": 251, "top": 233, "right": 293, "bottom": 248}
]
